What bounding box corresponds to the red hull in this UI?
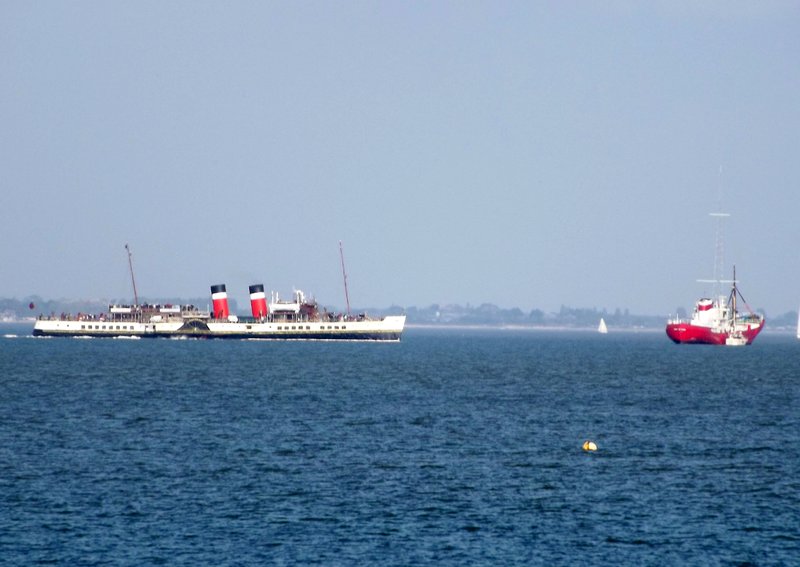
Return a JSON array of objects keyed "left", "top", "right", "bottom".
[{"left": 665, "top": 322, "right": 764, "bottom": 345}]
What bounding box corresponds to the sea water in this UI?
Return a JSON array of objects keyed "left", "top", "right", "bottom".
[{"left": 1, "top": 325, "right": 798, "bottom": 565}]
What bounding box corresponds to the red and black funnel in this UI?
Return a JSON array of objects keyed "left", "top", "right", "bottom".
[
  {"left": 210, "top": 284, "right": 230, "bottom": 319},
  {"left": 249, "top": 284, "right": 268, "bottom": 319}
]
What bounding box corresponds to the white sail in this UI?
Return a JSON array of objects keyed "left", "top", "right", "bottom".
[
  {"left": 796, "top": 308, "right": 800, "bottom": 340},
  {"left": 598, "top": 318, "right": 608, "bottom": 334}
]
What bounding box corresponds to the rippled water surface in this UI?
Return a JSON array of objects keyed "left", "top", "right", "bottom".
[{"left": 1, "top": 324, "right": 799, "bottom": 565}]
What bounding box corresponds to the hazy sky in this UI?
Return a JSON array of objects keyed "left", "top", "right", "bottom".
[{"left": 2, "top": 2, "right": 799, "bottom": 316}]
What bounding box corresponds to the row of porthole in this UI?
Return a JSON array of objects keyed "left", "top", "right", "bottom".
[
  {"left": 275, "top": 325, "right": 347, "bottom": 331},
  {"left": 75, "top": 324, "right": 349, "bottom": 331}
]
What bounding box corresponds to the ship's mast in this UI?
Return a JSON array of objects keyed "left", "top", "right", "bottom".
[
  {"left": 125, "top": 243, "right": 139, "bottom": 306},
  {"left": 339, "top": 240, "right": 351, "bottom": 316},
  {"left": 709, "top": 211, "right": 729, "bottom": 299},
  {"left": 731, "top": 265, "right": 737, "bottom": 326},
  {"left": 711, "top": 167, "right": 729, "bottom": 299},
  {"left": 698, "top": 210, "right": 731, "bottom": 301},
  {"left": 699, "top": 169, "right": 731, "bottom": 300}
]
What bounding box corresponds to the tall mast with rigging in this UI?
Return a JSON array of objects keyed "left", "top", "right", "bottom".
[
  {"left": 710, "top": 167, "right": 729, "bottom": 299},
  {"left": 125, "top": 243, "right": 139, "bottom": 306},
  {"left": 699, "top": 175, "right": 731, "bottom": 300},
  {"left": 339, "top": 240, "right": 351, "bottom": 316},
  {"left": 730, "top": 265, "right": 737, "bottom": 327}
]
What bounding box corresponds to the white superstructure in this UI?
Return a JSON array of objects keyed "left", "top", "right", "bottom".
[{"left": 33, "top": 294, "right": 405, "bottom": 341}]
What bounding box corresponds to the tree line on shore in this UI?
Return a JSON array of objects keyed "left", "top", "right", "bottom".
[{"left": 3, "top": 296, "right": 791, "bottom": 329}]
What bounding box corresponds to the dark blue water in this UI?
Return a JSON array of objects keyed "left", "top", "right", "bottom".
[{"left": 1, "top": 325, "right": 799, "bottom": 565}]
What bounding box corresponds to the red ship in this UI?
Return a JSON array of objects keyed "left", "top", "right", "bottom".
[{"left": 666, "top": 267, "right": 764, "bottom": 346}]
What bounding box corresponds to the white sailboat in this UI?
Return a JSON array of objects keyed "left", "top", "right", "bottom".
[{"left": 598, "top": 318, "right": 608, "bottom": 334}]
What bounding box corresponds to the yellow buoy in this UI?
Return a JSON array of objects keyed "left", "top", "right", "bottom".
[{"left": 582, "top": 440, "right": 598, "bottom": 452}]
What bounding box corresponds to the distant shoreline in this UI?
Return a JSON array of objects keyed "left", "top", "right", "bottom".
[
  {"left": 409, "top": 323, "right": 800, "bottom": 335},
  {"left": 3, "top": 319, "right": 796, "bottom": 335},
  {"left": 407, "top": 323, "right": 660, "bottom": 332}
]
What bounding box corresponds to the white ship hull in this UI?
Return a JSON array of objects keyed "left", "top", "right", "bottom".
[{"left": 33, "top": 315, "right": 406, "bottom": 341}]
